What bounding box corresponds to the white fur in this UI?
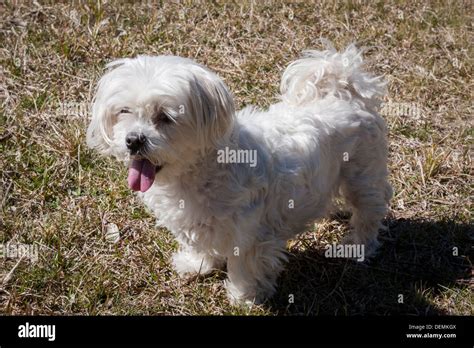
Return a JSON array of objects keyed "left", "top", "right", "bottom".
[{"left": 87, "top": 43, "right": 392, "bottom": 305}]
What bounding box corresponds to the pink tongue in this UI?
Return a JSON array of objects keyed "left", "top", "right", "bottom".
[{"left": 127, "top": 159, "right": 156, "bottom": 192}]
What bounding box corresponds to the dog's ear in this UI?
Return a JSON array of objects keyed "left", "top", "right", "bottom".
[
  {"left": 187, "top": 67, "right": 235, "bottom": 148},
  {"left": 86, "top": 97, "right": 115, "bottom": 154},
  {"left": 86, "top": 59, "right": 130, "bottom": 154},
  {"left": 86, "top": 94, "right": 113, "bottom": 154}
]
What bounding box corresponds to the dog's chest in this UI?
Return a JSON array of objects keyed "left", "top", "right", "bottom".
[{"left": 141, "top": 187, "right": 235, "bottom": 254}]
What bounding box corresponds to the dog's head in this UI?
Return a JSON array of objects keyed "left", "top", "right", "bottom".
[{"left": 87, "top": 55, "right": 235, "bottom": 192}]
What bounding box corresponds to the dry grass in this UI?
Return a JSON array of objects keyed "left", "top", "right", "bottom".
[{"left": 0, "top": 0, "right": 472, "bottom": 315}]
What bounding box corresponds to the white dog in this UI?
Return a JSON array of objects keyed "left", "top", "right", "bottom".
[{"left": 87, "top": 43, "right": 392, "bottom": 304}]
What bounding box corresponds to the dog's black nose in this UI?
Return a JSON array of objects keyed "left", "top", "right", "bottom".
[{"left": 126, "top": 132, "right": 146, "bottom": 153}]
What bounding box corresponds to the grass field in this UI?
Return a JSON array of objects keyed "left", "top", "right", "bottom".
[{"left": 0, "top": 1, "right": 472, "bottom": 315}]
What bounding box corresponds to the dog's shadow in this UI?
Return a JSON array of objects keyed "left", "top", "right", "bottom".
[{"left": 267, "top": 217, "right": 472, "bottom": 315}]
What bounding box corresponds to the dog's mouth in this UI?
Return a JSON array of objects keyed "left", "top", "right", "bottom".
[{"left": 127, "top": 158, "right": 162, "bottom": 192}]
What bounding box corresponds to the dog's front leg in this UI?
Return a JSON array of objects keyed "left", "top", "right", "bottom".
[{"left": 224, "top": 240, "right": 287, "bottom": 305}]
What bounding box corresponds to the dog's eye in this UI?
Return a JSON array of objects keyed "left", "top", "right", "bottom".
[
  {"left": 154, "top": 111, "right": 173, "bottom": 126},
  {"left": 120, "top": 108, "right": 131, "bottom": 114}
]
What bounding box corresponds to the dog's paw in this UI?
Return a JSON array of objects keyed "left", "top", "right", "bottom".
[
  {"left": 363, "top": 238, "right": 382, "bottom": 259},
  {"left": 224, "top": 280, "right": 256, "bottom": 307},
  {"left": 172, "top": 250, "right": 222, "bottom": 278},
  {"left": 224, "top": 279, "right": 271, "bottom": 307},
  {"left": 341, "top": 234, "right": 381, "bottom": 262},
  {"left": 172, "top": 251, "right": 203, "bottom": 277}
]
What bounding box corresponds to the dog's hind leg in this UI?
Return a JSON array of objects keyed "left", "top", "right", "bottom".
[
  {"left": 341, "top": 178, "right": 392, "bottom": 257},
  {"left": 340, "top": 127, "right": 392, "bottom": 257}
]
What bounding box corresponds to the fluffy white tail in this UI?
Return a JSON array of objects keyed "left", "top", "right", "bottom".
[{"left": 280, "top": 43, "right": 386, "bottom": 110}]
